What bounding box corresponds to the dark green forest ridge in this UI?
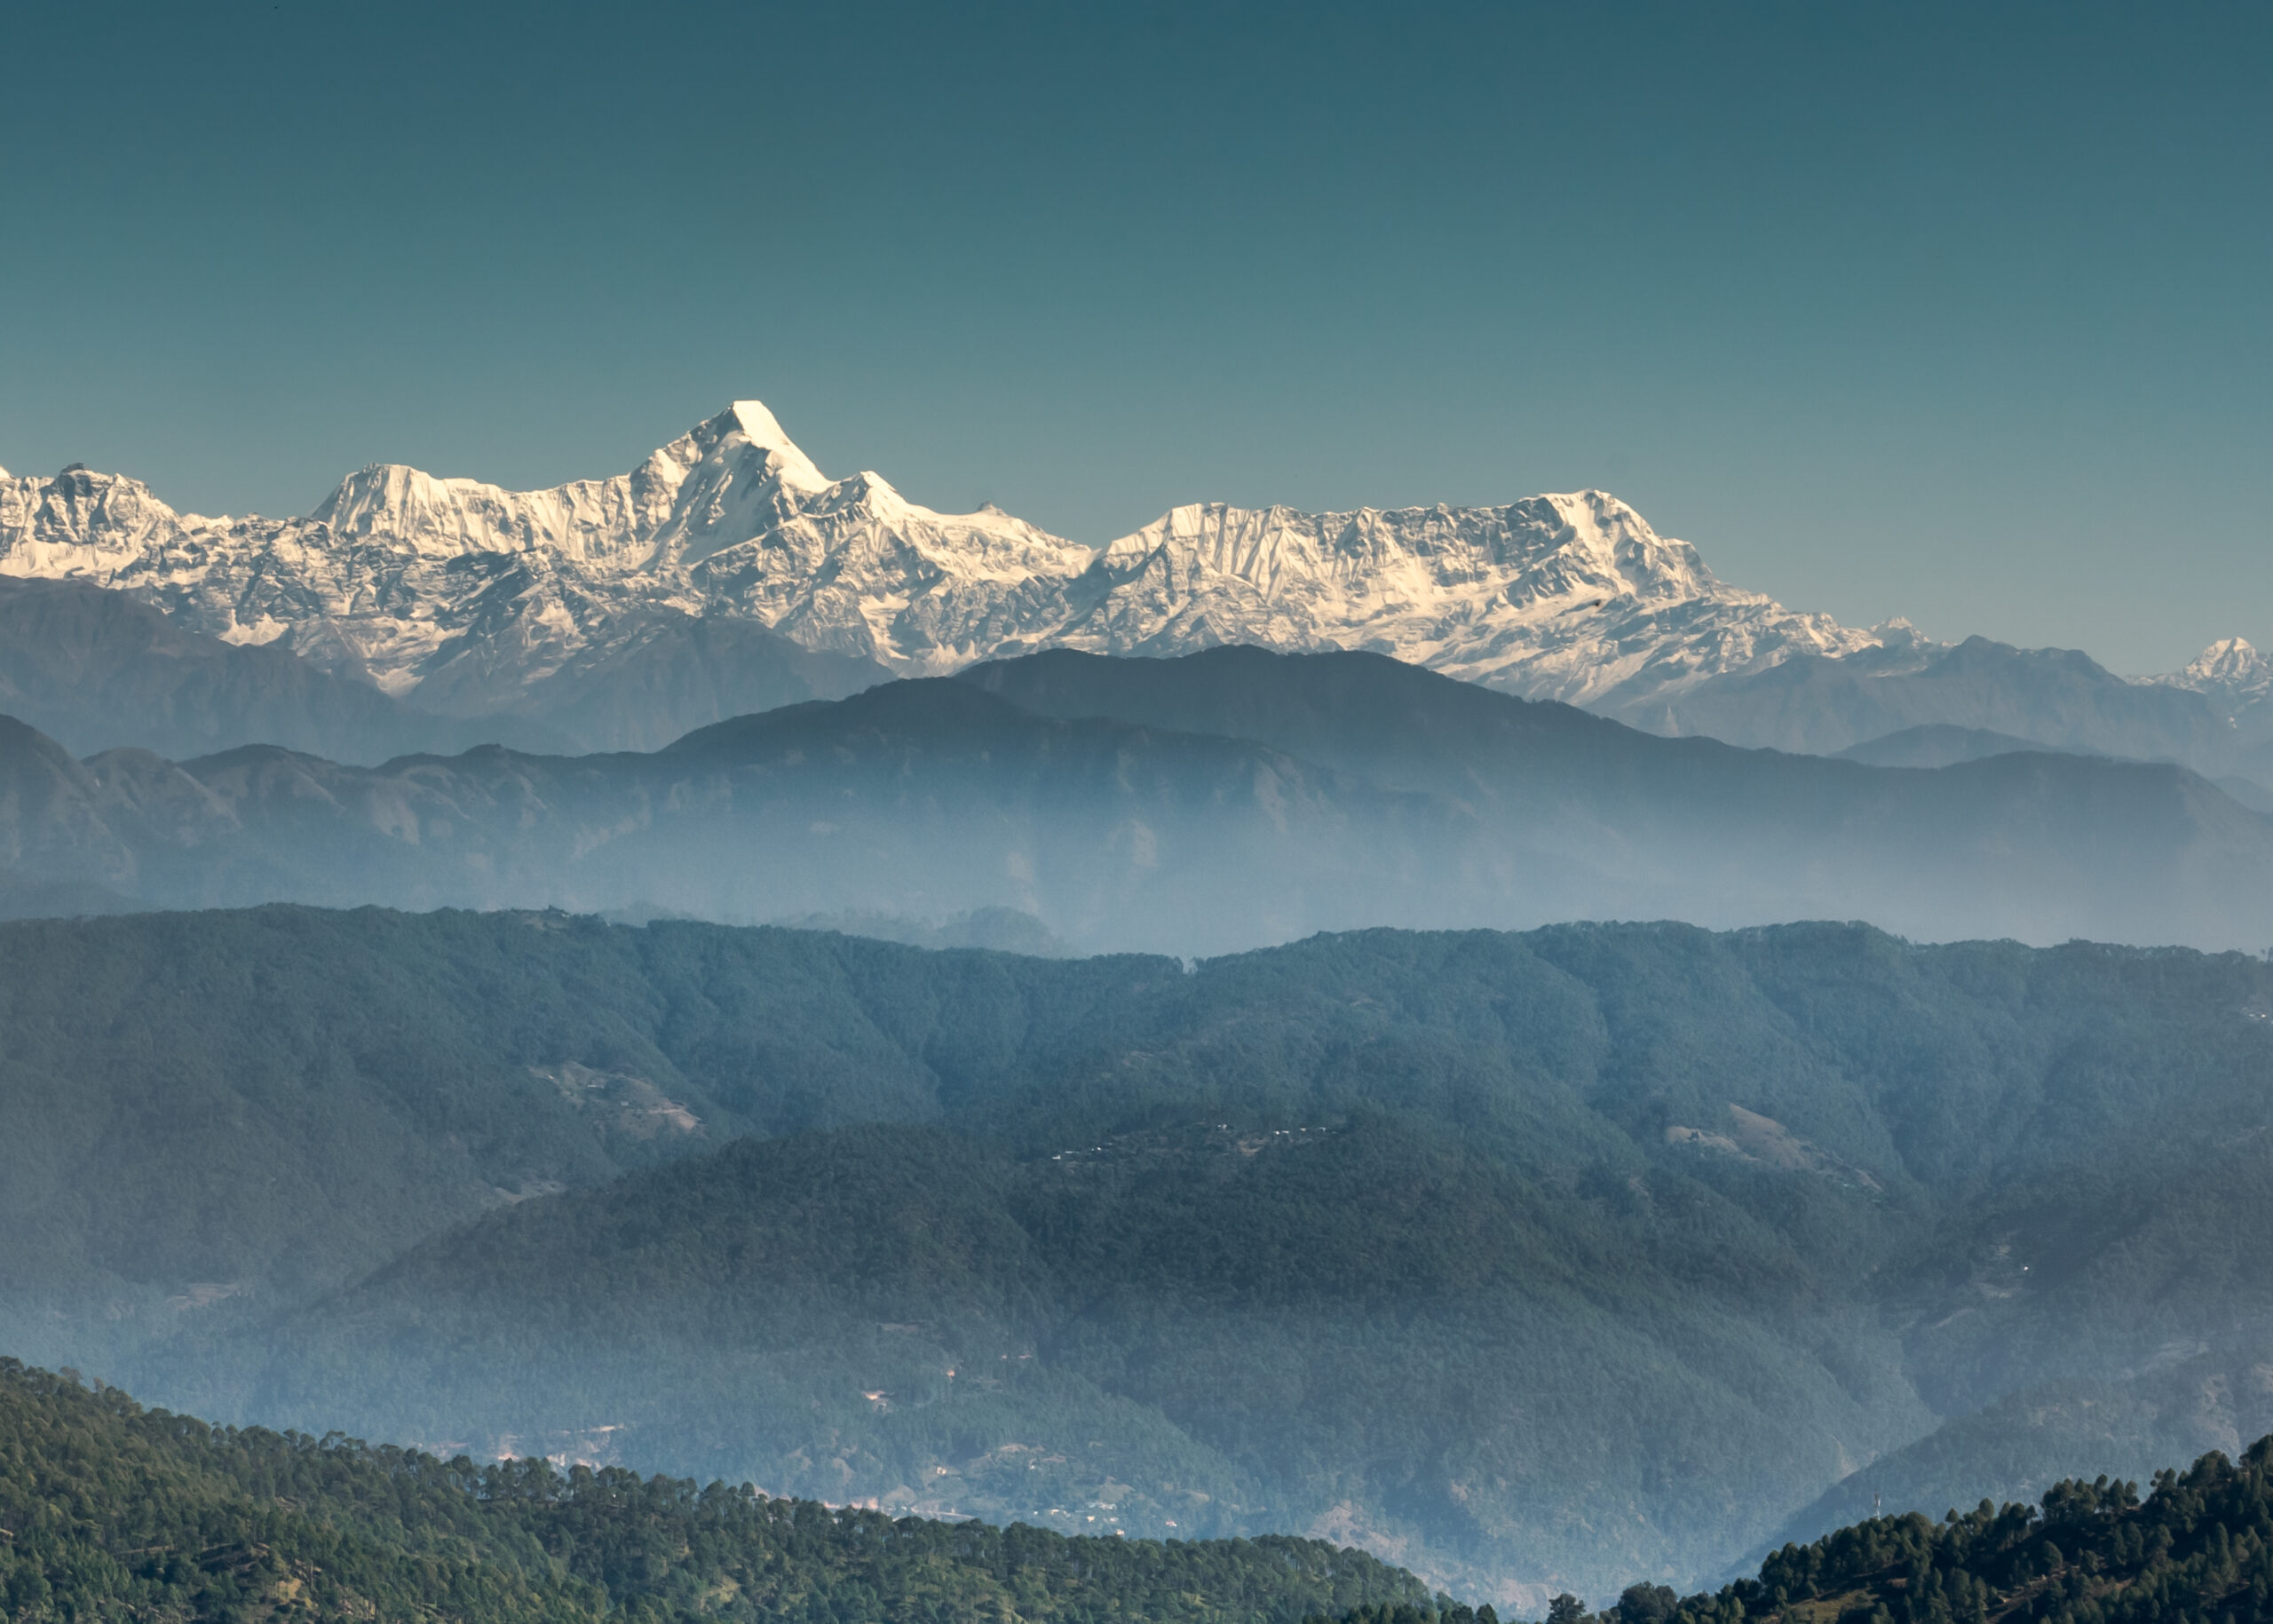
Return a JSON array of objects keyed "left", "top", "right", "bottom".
[
  {"left": 0, "top": 1358, "right": 1430, "bottom": 1623},
  {"left": 10, "top": 1356, "right": 2273, "bottom": 1624},
  {"left": 1594, "top": 1438, "right": 2273, "bottom": 1624},
  {"left": 7, "top": 908, "right": 2273, "bottom": 1600}
]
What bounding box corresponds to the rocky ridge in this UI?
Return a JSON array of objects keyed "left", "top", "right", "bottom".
[
  {"left": 2152, "top": 635, "right": 2273, "bottom": 712},
  {"left": 4, "top": 402, "right": 2265, "bottom": 762},
  {"left": 0, "top": 403, "right": 1881, "bottom": 721}
]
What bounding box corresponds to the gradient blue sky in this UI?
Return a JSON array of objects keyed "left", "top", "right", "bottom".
[{"left": 3, "top": 1, "right": 2267, "bottom": 674}]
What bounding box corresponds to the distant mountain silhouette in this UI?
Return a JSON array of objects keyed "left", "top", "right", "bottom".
[
  {"left": 0, "top": 575, "right": 886, "bottom": 759},
  {"left": 1833, "top": 723, "right": 2083, "bottom": 767},
  {"left": 0, "top": 575, "right": 550, "bottom": 763},
  {"left": 0, "top": 647, "right": 2267, "bottom": 948},
  {"left": 1635, "top": 634, "right": 2236, "bottom": 765}
]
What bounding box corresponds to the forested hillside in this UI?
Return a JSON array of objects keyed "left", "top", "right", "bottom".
[
  {"left": 8, "top": 907, "right": 2273, "bottom": 1598},
  {"left": 12, "top": 1353, "right": 2273, "bottom": 1624},
  {"left": 1613, "top": 1437, "right": 2273, "bottom": 1624},
  {"left": 0, "top": 1359, "right": 1430, "bottom": 1623}
]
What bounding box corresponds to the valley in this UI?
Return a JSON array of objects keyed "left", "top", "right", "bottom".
[
  {"left": 8, "top": 907, "right": 2273, "bottom": 1599},
  {"left": 15, "top": 8, "right": 2267, "bottom": 1619}
]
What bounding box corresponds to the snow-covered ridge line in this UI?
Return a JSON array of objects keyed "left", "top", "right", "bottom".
[
  {"left": 0, "top": 400, "right": 2248, "bottom": 731},
  {"left": 2149, "top": 636, "right": 2273, "bottom": 709}
]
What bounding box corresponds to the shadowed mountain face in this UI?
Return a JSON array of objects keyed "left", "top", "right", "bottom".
[
  {"left": 1629, "top": 635, "right": 2243, "bottom": 768},
  {"left": 11, "top": 907, "right": 2273, "bottom": 1604},
  {"left": 0, "top": 405, "right": 1876, "bottom": 722},
  {"left": 0, "top": 575, "right": 558, "bottom": 762},
  {"left": 0, "top": 714, "right": 135, "bottom": 887},
  {"left": 969, "top": 646, "right": 2273, "bottom": 948},
  {"left": 0, "top": 680, "right": 1454, "bottom": 948},
  {"left": 953, "top": 646, "right": 2167, "bottom": 804},
  {"left": 1831, "top": 724, "right": 2087, "bottom": 768},
  {"left": 432, "top": 609, "right": 887, "bottom": 750},
  {"left": 0, "top": 575, "right": 887, "bottom": 759},
  {"left": 12, "top": 403, "right": 2268, "bottom": 773},
  {"left": 3, "top": 647, "right": 2271, "bottom": 950}
]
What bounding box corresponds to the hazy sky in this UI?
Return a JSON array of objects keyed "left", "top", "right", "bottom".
[{"left": 4, "top": 1, "right": 2267, "bottom": 674}]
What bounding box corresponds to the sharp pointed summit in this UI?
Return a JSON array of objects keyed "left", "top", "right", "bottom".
[
  {"left": 0, "top": 397, "right": 1904, "bottom": 732},
  {"left": 2184, "top": 636, "right": 2265, "bottom": 683},
  {"left": 725, "top": 399, "right": 827, "bottom": 490},
  {"left": 29, "top": 395, "right": 2250, "bottom": 761},
  {"left": 2154, "top": 635, "right": 2273, "bottom": 716}
]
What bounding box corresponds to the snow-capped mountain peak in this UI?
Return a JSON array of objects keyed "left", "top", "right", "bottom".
[
  {"left": 725, "top": 400, "right": 827, "bottom": 491},
  {"left": 0, "top": 399, "right": 1906, "bottom": 720},
  {"left": 1091, "top": 488, "right": 1702, "bottom": 606},
  {"left": 0, "top": 464, "right": 188, "bottom": 578},
  {"left": 300, "top": 400, "right": 834, "bottom": 569},
  {"left": 1053, "top": 484, "right": 1810, "bottom": 708},
  {"left": 2183, "top": 637, "right": 2264, "bottom": 684},
  {"left": 1505, "top": 489, "right": 1716, "bottom": 602},
  {"left": 2153, "top": 636, "right": 2273, "bottom": 713}
]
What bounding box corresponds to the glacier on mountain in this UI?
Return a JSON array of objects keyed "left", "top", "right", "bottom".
[
  {"left": 0, "top": 401, "right": 2260, "bottom": 753},
  {"left": 0, "top": 401, "right": 1887, "bottom": 719},
  {"left": 2151, "top": 636, "right": 2273, "bottom": 713}
]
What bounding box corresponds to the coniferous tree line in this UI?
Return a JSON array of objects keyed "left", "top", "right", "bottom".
[
  {"left": 1485, "top": 1443, "right": 2269, "bottom": 1624},
  {"left": 15, "top": 1353, "right": 2273, "bottom": 1624},
  {"left": 0, "top": 1360, "right": 1431, "bottom": 1623}
]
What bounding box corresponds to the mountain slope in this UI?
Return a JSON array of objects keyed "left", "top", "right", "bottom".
[
  {"left": 0, "top": 712, "right": 143, "bottom": 929},
  {"left": 997, "top": 489, "right": 1874, "bottom": 710},
  {"left": 12, "top": 908, "right": 2273, "bottom": 1596},
  {"left": 0, "top": 406, "right": 1874, "bottom": 729},
  {"left": 30, "top": 680, "right": 1458, "bottom": 952},
  {"left": 0, "top": 1358, "right": 1430, "bottom": 1624},
  {"left": 423, "top": 607, "right": 886, "bottom": 750},
  {"left": 967, "top": 646, "right": 2273, "bottom": 950},
  {"left": 0, "top": 421, "right": 903, "bottom": 754},
  {"left": 1831, "top": 726, "right": 2081, "bottom": 768},
  {"left": 1632, "top": 1437, "right": 2273, "bottom": 1624},
  {"left": 1631, "top": 636, "right": 2239, "bottom": 767},
  {"left": 234, "top": 1114, "right": 1917, "bottom": 1602},
  {"left": 4, "top": 647, "right": 2272, "bottom": 949},
  {"left": 12, "top": 403, "right": 2268, "bottom": 769},
  {"left": 0, "top": 574, "right": 563, "bottom": 762},
  {"left": 2152, "top": 635, "right": 2273, "bottom": 728}
]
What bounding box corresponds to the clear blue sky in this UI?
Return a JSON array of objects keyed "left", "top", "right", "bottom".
[{"left": 4, "top": 1, "right": 2266, "bottom": 674}]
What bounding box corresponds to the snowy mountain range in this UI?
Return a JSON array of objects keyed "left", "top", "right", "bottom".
[{"left": 3, "top": 400, "right": 2268, "bottom": 762}]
